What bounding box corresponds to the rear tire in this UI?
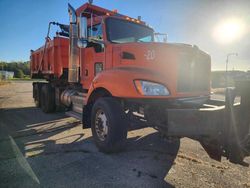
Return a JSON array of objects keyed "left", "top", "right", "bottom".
[
  {"left": 41, "top": 84, "right": 55, "bottom": 113},
  {"left": 91, "top": 97, "right": 128, "bottom": 153},
  {"left": 33, "top": 83, "right": 41, "bottom": 107}
]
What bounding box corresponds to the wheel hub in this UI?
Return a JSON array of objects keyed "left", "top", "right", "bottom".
[{"left": 95, "top": 109, "right": 108, "bottom": 141}]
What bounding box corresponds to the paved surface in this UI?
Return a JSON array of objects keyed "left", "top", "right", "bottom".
[{"left": 0, "top": 81, "right": 249, "bottom": 188}]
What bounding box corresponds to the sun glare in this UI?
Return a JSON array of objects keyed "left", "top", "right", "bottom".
[{"left": 213, "top": 18, "right": 246, "bottom": 44}]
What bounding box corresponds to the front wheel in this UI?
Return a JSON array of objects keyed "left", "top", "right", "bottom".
[{"left": 91, "top": 97, "right": 128, "bottom": 153}]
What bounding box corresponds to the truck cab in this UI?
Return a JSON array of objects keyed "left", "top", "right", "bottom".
[{"left": 74, "top": 3, "right": 210, "bottom": 101}]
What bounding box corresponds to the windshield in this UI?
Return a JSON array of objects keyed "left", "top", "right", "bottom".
[{"left": 106, "top": 18, "right": 154, "bottom": 43}]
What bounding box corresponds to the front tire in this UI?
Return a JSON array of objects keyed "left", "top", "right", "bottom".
[{"left": 91, "top": 97, "right": 128, "bottom": 153}]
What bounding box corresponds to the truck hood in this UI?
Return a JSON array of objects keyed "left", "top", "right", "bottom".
[
  {"left": 112, "top": 42, "right": 211, "bottom": 97},
  {"left": 113, "top": 42, "right": 209, "bottom": 66}
]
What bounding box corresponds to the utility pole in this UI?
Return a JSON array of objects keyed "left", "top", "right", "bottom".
[{"left": 226, "top": 53, "right": 238, "bottom": 87}]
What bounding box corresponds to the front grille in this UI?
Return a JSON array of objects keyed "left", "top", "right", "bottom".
[{"left": 177, "top": 52, "right": 210, "bottom": 93}]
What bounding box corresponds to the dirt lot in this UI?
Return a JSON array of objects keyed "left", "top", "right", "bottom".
[{"left": 0, "top": 81, "right": 249, "bottom": 188}]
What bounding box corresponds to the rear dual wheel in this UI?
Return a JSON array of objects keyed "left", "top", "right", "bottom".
[
  {"left": 33, "top": 83, "right": 41, "bottom": 107},
  {"left": 40, "top": 84, "right": 55, "bottom": 113},
  {"left": 91, "top": 97, "right": 128, "bottom": 153}
]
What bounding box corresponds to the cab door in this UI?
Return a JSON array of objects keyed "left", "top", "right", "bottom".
[{"left": 80, "top": 23, "right": 105, "bottom": 90}]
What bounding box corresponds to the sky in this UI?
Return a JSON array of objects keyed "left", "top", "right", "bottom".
[{"left": 0, "top": 0, "right": 250, "bottom": 70}]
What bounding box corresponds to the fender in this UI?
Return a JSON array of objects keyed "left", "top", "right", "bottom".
[{"left": 85, "top": 66, "right": 171, "bottom": 104}]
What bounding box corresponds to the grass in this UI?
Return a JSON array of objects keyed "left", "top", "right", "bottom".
[
  {"left": 10, "top": 77, "right": 44, "bottom": 81},
  {"left": 10, "top": 76, "right": 31, "bottom": 81},
  {"left": 0, "top": 77, "right": 44, "bottom": 85},
  {"left": 0, "top": 80, "right": 10, "bottom": 86}
]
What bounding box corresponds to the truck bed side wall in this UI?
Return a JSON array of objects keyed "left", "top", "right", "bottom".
[{"left": 30, "top": 37, "right": 69, "bottom": 79}]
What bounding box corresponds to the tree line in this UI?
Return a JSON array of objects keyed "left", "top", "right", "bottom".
[{"left": 0, "top": 61, "right": 30, "bottom": 78}]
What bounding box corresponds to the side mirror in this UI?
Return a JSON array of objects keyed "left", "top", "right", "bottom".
[{"left": 78, "top": 16, "right": 88, "bottom": 48}]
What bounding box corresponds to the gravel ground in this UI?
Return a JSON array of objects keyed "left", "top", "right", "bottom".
[{"left": 0, "top": 81, "right": 249, "bottom": 188}]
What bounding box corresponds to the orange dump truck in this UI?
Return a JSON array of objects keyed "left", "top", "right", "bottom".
[{"left": 30, "top": 2, "right": 250, "bottom": 166}]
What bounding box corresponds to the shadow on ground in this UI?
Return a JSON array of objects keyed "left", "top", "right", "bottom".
[{"left": 0, "top": 107, "right": 180, "bottom": 188}]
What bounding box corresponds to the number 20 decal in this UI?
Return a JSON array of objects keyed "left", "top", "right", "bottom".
[{"left": 144, "top": 50, "right": 156, "bottom": 61}]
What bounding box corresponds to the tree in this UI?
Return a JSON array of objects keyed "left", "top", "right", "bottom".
[
  {"left": 16, "top": 69, "right": 24, "bottom": 78},
  {"left": 0, "top": 61, "right": 30, "bottom": 78}
]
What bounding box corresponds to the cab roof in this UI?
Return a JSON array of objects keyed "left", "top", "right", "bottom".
[{"left": 76, "top": 3, "right": 145, "bottom": 25}]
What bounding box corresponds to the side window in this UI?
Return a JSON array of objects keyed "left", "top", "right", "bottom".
[
  {"left": 88, "top": 24, "right": 103, "bottom": 40},
  {"left": 87, "top": 24, "right": 104, "bottom": 53}
]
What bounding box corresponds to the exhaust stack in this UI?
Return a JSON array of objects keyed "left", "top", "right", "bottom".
[{"left": 68, "top": 4, "right": 79, "bottom": 83}]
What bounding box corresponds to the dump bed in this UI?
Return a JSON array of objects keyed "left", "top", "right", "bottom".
[{"left": 30, "top": 37, "right": 69, "bottom": 79}]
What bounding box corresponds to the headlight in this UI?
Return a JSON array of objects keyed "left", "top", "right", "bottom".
[{"left": 134, "top": 80, "right": 170, "bottom": 96}]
